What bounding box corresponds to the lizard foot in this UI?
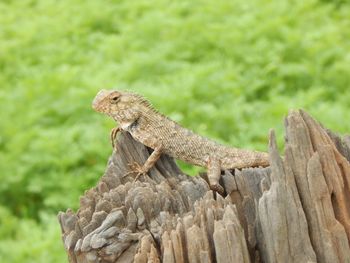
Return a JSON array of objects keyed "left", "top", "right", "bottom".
[
  {"left": 110, "top": 127, "right": 121, "bottom": 148},
  {"left": 209, "top": 183, "right": 225, "bottom": 196},
  {"left": 124, "top": 162, "right": 147, "bottom": 182}
]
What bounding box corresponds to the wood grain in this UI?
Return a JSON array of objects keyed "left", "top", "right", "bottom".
[{"left": 58, "top": 110, "right": 350, "bottom": 262}]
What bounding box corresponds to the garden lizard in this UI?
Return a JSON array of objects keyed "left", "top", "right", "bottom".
[{"left": 92, "top": 90, "right": 269, "bottom": 194}]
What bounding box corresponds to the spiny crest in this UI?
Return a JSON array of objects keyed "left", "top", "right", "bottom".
[{"left": 127, "top": 92, "right": 158, "bottom": 113}]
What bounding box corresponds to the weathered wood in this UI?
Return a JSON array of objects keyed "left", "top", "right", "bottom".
[{"left": 58, "top": 110, "right": 350, "bottom": 262}]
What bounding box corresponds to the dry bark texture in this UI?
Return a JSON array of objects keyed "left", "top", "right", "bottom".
[{"left": 58, "top": 110, "right": 350, "bottom": 263}]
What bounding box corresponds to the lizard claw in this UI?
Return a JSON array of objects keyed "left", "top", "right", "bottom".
[
  {"left": 124, "top": 162, "right": 147, "bottom": 182},
  {"left": 110, "top": 127, "right": 121, "bottom": 148},
  {"left": 210, "top": 183, "right": 225, "bottom": 196}
]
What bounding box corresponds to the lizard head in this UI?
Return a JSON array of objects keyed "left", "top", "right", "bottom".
[{"left": 92, "top": 89, "right": 149, "bottom": 127}]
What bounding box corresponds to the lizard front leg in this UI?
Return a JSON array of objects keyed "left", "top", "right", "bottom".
[
  {"left": 207, "top": 157, "right": 224, "bottom": 195},
  {"left": 128, "top": 145, "right": 163, "bottom": 181},
  {"left": 110, "top": 127, "right": 121, "bottom": 148}
]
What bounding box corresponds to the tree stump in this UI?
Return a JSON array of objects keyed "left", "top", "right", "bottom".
[{"left": 58, "top": 110, "right": 350, "bottom": 263}]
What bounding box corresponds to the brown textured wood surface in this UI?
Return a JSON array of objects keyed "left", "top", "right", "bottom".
[{"left": 58, "top": 110, "right": 350, "bottom": 262}]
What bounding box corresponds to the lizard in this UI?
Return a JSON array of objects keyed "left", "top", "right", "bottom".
[{"left": 92, "top": 89, "right": 270, "bottom": 194}]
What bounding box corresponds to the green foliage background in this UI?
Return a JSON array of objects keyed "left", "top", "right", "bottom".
[{"left": 0, "top": 0, "right": 349, "bottom": 262}]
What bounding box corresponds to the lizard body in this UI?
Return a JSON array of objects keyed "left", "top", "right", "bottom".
[{"left": 92, "top": 90, "right": 269, "bottom": 194}]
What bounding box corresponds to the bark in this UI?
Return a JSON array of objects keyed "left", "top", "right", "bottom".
[{"left": 58, "top": 110, "right": 350, "bottom": 263}]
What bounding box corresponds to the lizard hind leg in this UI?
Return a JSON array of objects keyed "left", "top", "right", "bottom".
[{"left": 207, "top": 157, "right": 225, "bottom": 195}]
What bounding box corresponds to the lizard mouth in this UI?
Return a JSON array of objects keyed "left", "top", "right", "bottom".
[{"left": 92, "top": 89, "right": 110, "bottom": 112}]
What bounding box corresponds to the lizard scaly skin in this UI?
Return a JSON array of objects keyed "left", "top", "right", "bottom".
[{"left": 92, "top": 90, "right": 269, "bottom": 194}]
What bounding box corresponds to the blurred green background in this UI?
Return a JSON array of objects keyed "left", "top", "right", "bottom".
[{"left": 0, "top": 0, "right": 349, "bottom": 262}]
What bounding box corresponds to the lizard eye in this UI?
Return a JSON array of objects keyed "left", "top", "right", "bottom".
[{"left": 110, "top": 95, "right": 120, "bottom": 104}]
